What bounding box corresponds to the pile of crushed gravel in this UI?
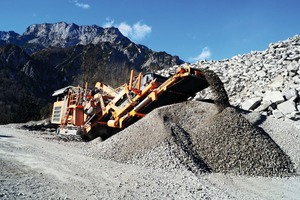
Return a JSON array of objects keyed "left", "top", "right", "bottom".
[
  {"left": 243, "top": 111, "right": 300, "bottom": 174},
  {"left": 190, "top": 107, "right": 294, "bottom": 176},
  {"left": 94, "top": 101, "right": 295, "bottom": 177}
]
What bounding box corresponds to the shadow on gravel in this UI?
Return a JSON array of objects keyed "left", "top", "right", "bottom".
[
  {"left": 0, "top": 135, "right": 13, "bottom": 138},
  {"left": 167, "top": 120, "right": 212, "bottom": 175},
  {"left": 236, "top": 107, "right": 268, "bottom": 127}
]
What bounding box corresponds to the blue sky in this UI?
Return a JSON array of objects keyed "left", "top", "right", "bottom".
[{"left": 1, "top": 0, "right": 300, "bottom": 62}]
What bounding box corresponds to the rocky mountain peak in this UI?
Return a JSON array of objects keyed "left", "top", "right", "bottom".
[
  {"left": 0, "top": 22, "right": 131, "bottom": 53},
  {"left": 23, "top": 22, "right": 104, "bottom": 48}
]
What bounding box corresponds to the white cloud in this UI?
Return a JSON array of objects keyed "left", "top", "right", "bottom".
[
  {"left": 74, "top": 0, "right": 90, "bottom": 9},
  {"left": 189, "top": 47, "right": 212, "bottom": 62},
  {"left": 103, "top": 18, "right": 114, "bottom": 28},
  {"left": 103, "top": 19, "right": 152, "bottom": 41},
  {"left": 131, "top": 22, "right": 152, "bottom": 40},
  {"left": 118, "top": 22, "right": 133, "bottom": 38}
]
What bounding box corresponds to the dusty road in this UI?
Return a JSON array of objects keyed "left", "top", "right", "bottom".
[{"left": 1, "top": 125, "right": 300, "bottom": 199}]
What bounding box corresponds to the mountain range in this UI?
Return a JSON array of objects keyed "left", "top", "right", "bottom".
[{"left": 0, "top": 22, "right": 184, "bottom": 124}]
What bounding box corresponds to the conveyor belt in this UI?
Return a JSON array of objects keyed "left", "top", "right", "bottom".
[{"left": 141, "top": 74, "right": 209, "bottom": 114}]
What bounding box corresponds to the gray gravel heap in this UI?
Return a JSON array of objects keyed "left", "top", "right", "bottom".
[
  {"left": 190, "top": 107, "right": 294, "bottom": 176},
  {"left": 95, "top": 101, "right": 219, "bottom": 174},
  {"left": 95, "top": 101, "right": 295, "bottom": 177}
]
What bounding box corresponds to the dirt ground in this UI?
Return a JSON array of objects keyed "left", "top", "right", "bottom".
[{"left": 1, "top": 124, "right": 300, "bottom": 200}]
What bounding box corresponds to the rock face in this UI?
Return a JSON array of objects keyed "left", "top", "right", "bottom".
[
  {"left": 158, "top": 35, "right": 300, "bottom": 121},
  {"left": 0, "top": 44, "right": 60, "bottom": 124},
  {"left": 1, "top": 22, "right": 128, "bottom": 53}
]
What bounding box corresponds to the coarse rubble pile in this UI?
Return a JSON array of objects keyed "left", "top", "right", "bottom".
[{"left": 158, "top": 35, "right": 300, "bottom": 121}]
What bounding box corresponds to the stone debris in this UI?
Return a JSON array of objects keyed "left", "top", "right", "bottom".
[
  {"left": 157, "top": 35, "right": 300, "bottom": 120},
  {"left": 263, "top": 91, "right": 285, "bottom": 104},
  {"left": 277, "top": 98, "right": 297, "bottom": 115},
  {"left": 240, "top": 97, "right": 262, "bottom": 110}
]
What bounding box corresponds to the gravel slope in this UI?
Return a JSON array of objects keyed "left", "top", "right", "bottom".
[
  {"left": 243, "top": 111, "right": 300, "bottom": 174},
  {"left": 94, "top": 101, "right": 295, "bottom": 177}
]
